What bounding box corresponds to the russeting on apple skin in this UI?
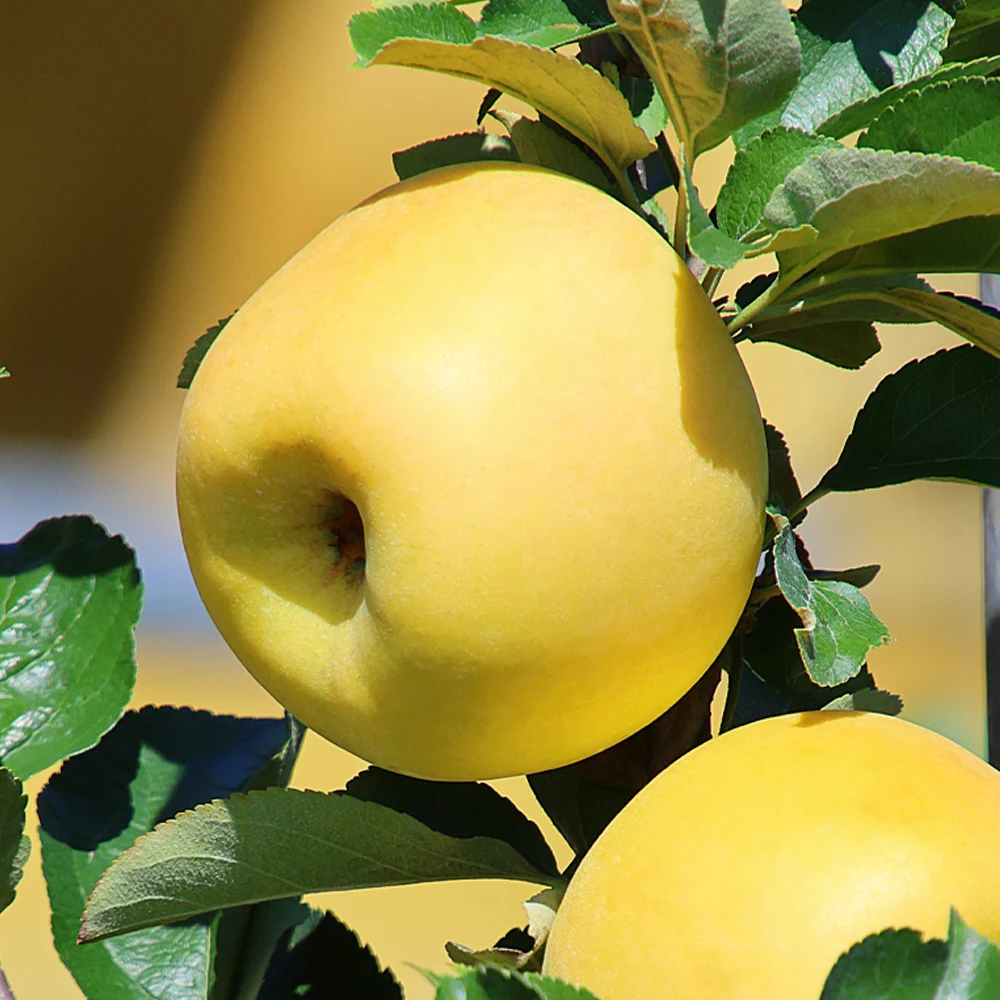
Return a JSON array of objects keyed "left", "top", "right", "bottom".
[{"left": 176, "top": 162, "right": 767, "bottom": 780}]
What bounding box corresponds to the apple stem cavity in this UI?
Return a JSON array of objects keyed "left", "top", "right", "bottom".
[{"left": 321, "top": 492, "right": 366, "bottom": 588}]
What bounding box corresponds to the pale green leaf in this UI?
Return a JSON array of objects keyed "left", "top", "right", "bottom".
[
  {"left": 80, "top": 787, "right": 563, "bottom": 943},
  {"left": 693, "top": 0, "right": 800, "bottom": 154},
  {"left": 935, "top": 910, "right": 1000, "bottom": 999},
  {"left": 763, "top": 147, "right": 1000, "bottom": 276},
  {"left": 771, "top": 511, "right": 890, "bottom": 687},
  {"left": 608, "top": 0, "right": 799, "bottom": 154},
  {"left": 874, "top": 288, "right": 1000, "bottom": 358},
  {"left": 818, "top": 54, "right": 1000, "bottom": 138},
  {"left": 369, "top": 36, "right": 653, "bottom": 175}
]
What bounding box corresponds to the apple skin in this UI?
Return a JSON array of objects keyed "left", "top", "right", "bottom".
[
  {"left": 544, "top": 710, "right": 1000, "bottom": 1000},
  {"left": 176, "top": 162, "right": 766, "bottom": 780}
]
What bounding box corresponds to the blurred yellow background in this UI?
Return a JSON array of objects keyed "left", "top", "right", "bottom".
[{"left": 0, "top": 2, "right": 986, "bottom": 996}]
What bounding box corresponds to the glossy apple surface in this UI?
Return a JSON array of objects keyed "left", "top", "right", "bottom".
[
  {"left": 176, "top": 163, "right": 766, "bottom": 780},
  {"left": 544, "top": 710, "right": 1000, "bottom": 999}
]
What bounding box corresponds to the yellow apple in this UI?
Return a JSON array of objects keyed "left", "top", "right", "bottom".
[
  {"left": 544, "top": 710, "right": 1000, "bottom": 999},
  {"left": 175, "top": 162, "right": 766, "bottom": 780}
]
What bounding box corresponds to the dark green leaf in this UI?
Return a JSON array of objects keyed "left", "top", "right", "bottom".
[
  {"left": 349, "top": 4, "right": 476, "bottom": 65},
  {"left": 819, "top": 54, "right": 1000, "bottom": 138},
  {"left": 344, "top": 766, "right": 559, "bottom": 879},
  {"left": 782, "top": 0, "right": 955, "bottom": 135},
  {"left": 820, "top": 345, "right": 1000, "bottom": 492},
  {"left": 393, "top": 132, "right": 519, "bottom": 181},
  {"left": 764, "top": 422, "right": 802, "bottom": 511},
  {"left": 259, "top": 908, "right": 403, "bottom": 1000},
  {"left": 820, "top": 927, "right": 948, "bottom": 1000},
  {"left": 0, "top": 516, "right": 140, "bottom": 781},
  {"left": 427, "top": 967, "right": 600, "bottom": 1000},
  {"left": 770, "top": 510, "right": 890, "bottom": 686},
  {"left": 822, "top": 688, "right": 904, "bottom": 714},
  {"left": 619, "top": 76, "right": 667, "bottom": 141},
  {"left": 944, "top": 0, "right": 1000, "bottom": 60},
  {"left": 860, "top": 77, "right": 1000, "bottom": 171},
  {"left": 80, "top": 784, "right": 565, "bottom": 943},
  {"left": 747, "top": 321, "right": 881, "bottom": 370},
  {"left": 477, "top": 0, "right": 601, "bottom": 48},
  {"left": 828, "top": 214, "right": 1000, "bottom": 274},
  {"left": 527, "top": 767, "right": 633, "bottom": 857},
  {"left": 177, "top": 315, "right": 232, "bottom": 390},
  {"left": 496, "top": 113, "right": 613, "bottom": 191},
  {"left": 764, "top": 147, "right": 1000, "bottom": 275},
  {"left": 368, "top": 37, "right": 653, "bottom": 176},
  {"left": 0, "top": 768, "right": 27, "bottom": 915},
  {"left": 39, "top": 706, "right": 289, "bottom": 1000},
  {"left": 717, "top": 128, "right": 839, "bottom": 242},
  {"left": 936, "top": 909, "right": 1000, "bottom": 998},
  {"left": 683, "top": 161, "right": 745, "bottom": 268},
  {"left": 447, "top": 935, "right": 538, "bottom": 973}
]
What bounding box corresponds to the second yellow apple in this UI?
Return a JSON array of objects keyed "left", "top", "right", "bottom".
[{"left": 175, "top": 163, "right": 767, "bottom": 780}]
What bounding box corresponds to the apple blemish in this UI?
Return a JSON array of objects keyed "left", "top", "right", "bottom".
[{"left": 322, "top": 493, "right": 366, "bottom": 587}]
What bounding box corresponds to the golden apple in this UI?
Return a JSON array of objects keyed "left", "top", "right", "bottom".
[
  {"left": 175, "top": 162, "right": 766, "bottom": 780},
  {"left": 544, "top": 710, "right": 1000, "bottom": 999}
]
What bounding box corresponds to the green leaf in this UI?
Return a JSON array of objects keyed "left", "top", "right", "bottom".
[
  {"left": 691, "top": 0, "right": 801, "bottom": 154},
  {"left": 944, "top": 0, "right": 1000, "bottom": 60},
  {"left": 607, "top": 0, "right": 800, "bottom": 155},
  {"left": 765, "top": 422, "right": 802, "bottom": 511},
  {"left": 717, "top": 128, "right": 839, "bottom": 242},
  {"left": 39, "top": 706, "right": 290, "bottom": 1000},
  {"left": 820, "top": 345, "right": 1000, "bottom": 492},
  {"left": 770, "top": 509, "right": 890, "bottom": 687},
  {"left": 258, "top": 908, "right": 403, "bottom": 1000},
  {"left": 860, "top": 77, "right": 1000, "bottom": 172},
  {"left": 343, "top": 766, "right": 559, "bottom": 879},
  {"left": 936, "top": 909, "right": 1000, "bottom": 998},
  {"left": 822, "top": 688, "right": 904, "bottom": 715},
  {"left": 368, "top": 36, "right": 653, "bottom": 179},
  {"left": 683, "top": 161, "right": 745, "bottom": 268},
  {"left": 0, "top": 768, "right": 28, "bottom": 915},
  {"left": 737, "top": 600, "right": 881, "bottom": 728},
  {"left": 350, "top": 3, "right": 476, "bottom": 64},
  {"left": 527, "top": 766, "right": 633, "bottom": 856},
  {"left": 427, "top": 967, "right": 600, "bottom": 1000},
  {"left": 0, "top": 367, "right": 8, "bottom": 379},
  {"left": 80, "top": 784, "right": 564, "bottom": 943},
  {"left": 393, "top": 132, "right": 519, "bottom": 181},
  {"left": 871, "top": 289, "right": 1000, "bottom": 358},
  {"left": 748, "top": 321, "right": 881, "bottom": 370},
  {"left": 820, "top": 927, "right": 948, "bottom": 1000},
  {"left": 495, "top": 112, "right": 614, "bottom": 191},
  {"left": 477, "top": 0, "right": 603, "bottom": 48},
  {"left": 818, "top": 54, "right": 1000, "bottom": 139},
  {"left": 177, "top": 315, "right": 232, "bottom": 390},
  {"left": 619, "top": 76, "right": 668, "bottom": 141},
  {"left": 828, "top": 214, "right": 1000, "bottom": 274},
  {"left": 764, "top": 148, "right": 1000, "bottom": 276},
  {"left": 0, "top": 516, "right": 140, "bottom": 781},
  {"left": 782, "top": 0, "right": 955, "bottom": 135}
]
